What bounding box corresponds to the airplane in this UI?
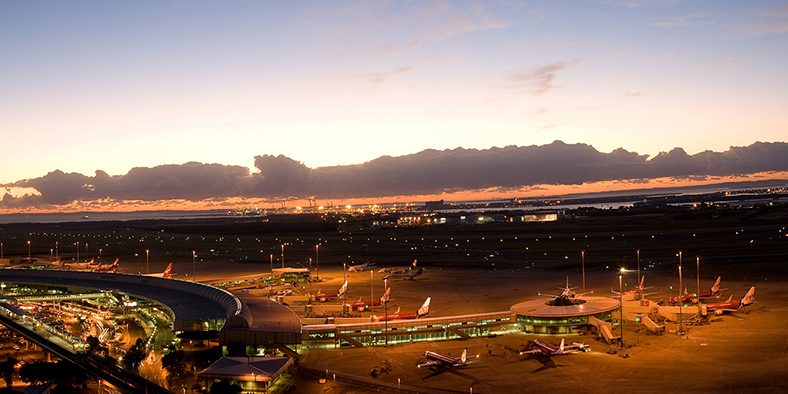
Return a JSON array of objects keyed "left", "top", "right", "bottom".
[
  {"left": 704, "top": 286, "right": 756, "bottom": 315},
  {"left": 374, "top": 297, "right": 430, "bottom": 321},
  {"left": 697, "top": 276, "right": 724, "bottom": 300},
  {"left": 612, "top": 275, "right": 657, "bottom": 301},
  {"left": 384, "top": 267, "right": 424, "bottom": 280},
  {"left": 312, "top": 279, "right": 349, "bottom": 302},
  {"left": 540, "top": 277, "right": 592, "bottom": 305},
  {"left": 347, "top": 262, "right": 377, "bottom": 272},
  {"left": 348, "top": 287, "right": 391, "bottom": 312},
  {"left": 60, "top": 258, "right": 98, "bottom": 270},
  {"left": 93, "top": 258, "right": 120, "bottom": 272},
  {"left": 145, "top": 262, "right": 174, "bottom": 278},
  {"left": 519, "top": 338, "right": 590, "bottom": 358},
  {"left": 417, "top": 348, "right": 479, "bottom": 370},
  {"left": 668, "top": 287, "right": 694, "bottom": 305},
  {"left": 378, "top": 259, "right": 417, "bottom": 274}
]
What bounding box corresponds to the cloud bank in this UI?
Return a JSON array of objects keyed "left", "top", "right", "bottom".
[{"left": 3, "top": 141, "right": 787, "bottom": 208}]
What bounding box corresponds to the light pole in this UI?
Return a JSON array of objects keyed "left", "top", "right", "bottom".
[
  {"left": 1, "top": 242, "right": 4, "bottom": 259},
  {"left": 55, "top": 241, "right": 58, "bottom": 260},
  {"left": 192, "top": 251, "right": 197, "bottom": 280},
  {"left": 146, "top": 249, "right": 150, "bottom": 274},
  {"left": 315, "top": 244, "right": 320, "bottom": 281},
  {"left": 85, "top": 242, "right": 88, "bottom": 258},
  {"left": 696, "top": 256, "right": 700, "bottom": 301},
  {"left": 636, "top": 249, "right": 641, "bottom": 286},
  {"left": 384, "top": 277, "right": 388, "bottom": 346},
  {"left": 581, "top": 250, "right": 586, "bottom": 290},
  {"left": 27, "top": 240, "right": 31, "bottom": 260},
  {"left": 269, "top": 254, "right": 273, "bottom": 273},
  {"left": 618, "top": 268, "right": 625, "bottom": 349},
  {"left": 99, "top": 248, "right": 102, "bottom": 260},
  {"left": 370, "top": 270, "right": 374, "bottom": 315},
  {"left": 281, "top": 244, "right": 285, "bottom": 268},
  {"left": 678, "top": 263, "right": 684, "bottom": 334},
  {"left": 76, "top": 241, "right": 79, "bottom": 262}
]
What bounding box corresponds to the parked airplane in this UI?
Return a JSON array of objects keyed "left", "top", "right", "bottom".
[
  {"left": 417, "top": 348, "right": 479, "bottom": 370},
  {"left": 379, "top": 260, "right": 417, "bottom": 274},
  {"left": 60, "top": 258, "right": 95, "bottom": 270},
  {"left": 540, "top": 277, "right": 592, "bottom": 305},
  {"left": 385, "top": 267, "right": 424, "bottom": 280},
  {"left": 697, "top": 276, "right": 723, "bottom": 299},
  {"left": 347, "top": 262, "right": 377, "bottom": 272},
  {"left": 349, "top": 287, "right": 391, "bottom": 311},
  {"left": 374, "top": 297, "right": 431, "bottom": 321},
  {"left": 145, "top": 262, "right": 174, "bottom": 278},
  {"left": 93, "top": 258, "right": 120, "bottom": 272},
  {"left": 704, "top": 286, "right": 756, "bottom": 315},
  {"left": 612, "top": 275, "right": 656, "bottom": 301},
  {"left": 313, "top": 279, "right": 349, "bottom": 302},
  {"left": 519, "top": 338, "right": 590, "bottom": 358}
]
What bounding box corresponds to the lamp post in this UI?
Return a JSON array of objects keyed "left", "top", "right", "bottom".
[
  {"left": 315, "top": 244, "right": 320, "bottom": 281},
  {"left": 1, "top": 242, "right": 3, "bottom": 259},
  {"left": 581, "top": 250, "right": 586, "bottom": 290},
  {"left": 280, "top": 244, "right": 285, "bottom": 268},
  {"left": 99, "top": 248, "right": 102, "bottom": 260},
  {"left": 636, "top": 249, "right": 641, "bottom": 286},
  {"left": 618, "top": 268, "right": 625, "bottom": 349},
  {"left": 76, "top": 242, "right": 79, "bottom": 262},
  {"left": 678, "top": 263, "right": 684, "bottom": 334},
  {"left": 192, "top": 251, "right": 197, "bottom": 280},
  {"left": 27, "top": 240, "right": 31, "bottom": 260},
  {"left": 146, "top": 249, "right": 150, "bottom": 274},
  {"left": 384, "top": 277, "right": 388, "bottom": 346},
  {"left": 696, "top": 256, "right": 700, "bottom": 301},
  {"left": 370, "top": 270, "right": 374, "bottom": 315},
  {"left": 269, "top": 254, "right": 273, "bottom": 273},
  {"left": 55, "top": 241, "right": 58, "bottom": 260}
]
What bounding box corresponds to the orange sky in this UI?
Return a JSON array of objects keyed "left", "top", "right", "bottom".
[{"left": 2, "top": 171, "right": 784, "bottom": 215}]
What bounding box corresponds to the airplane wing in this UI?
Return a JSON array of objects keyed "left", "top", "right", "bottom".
[{"left": 417, "top": 360, "right": 443, "bottom": 369}]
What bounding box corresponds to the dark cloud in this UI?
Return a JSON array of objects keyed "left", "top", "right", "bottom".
[{"left": 2, "top": 141, "right": 787, "bottom": 207}]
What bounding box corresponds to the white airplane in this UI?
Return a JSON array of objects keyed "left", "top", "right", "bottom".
[
  {"left": 612, "top": 275, "right": 657, "bottom": 301},
  {"left": 417, "top": 348, "right": 479, "bottom": 370},
  {"left": 347, "top": 262, "right": 377, "bottom": 272},
  {"left": 93, "top": 258, "right": 120, "bottom": 272},
  {"left": 520, "top": 338, "right": 590, "bottom": 358},
  {"left": 384, "top": 266, "right": 424, "bottom": 280},
  {"left": 145, "top": 262, "right": 174, "bottom": 278},
  {"left": 379, "top": 259, "right": 417, "bottom": 274}
]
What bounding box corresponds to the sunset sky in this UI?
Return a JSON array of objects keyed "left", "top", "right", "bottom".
[{"left": 1, "top": 1, "right": 787, "bottom": 209}]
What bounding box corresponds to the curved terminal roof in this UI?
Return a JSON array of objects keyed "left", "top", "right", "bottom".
[
  {"left": 0, "top": 268, "right": 245, "bottom": 331},
  {"left": 511, "top": 296, "right": 619, "bottom": 318}
]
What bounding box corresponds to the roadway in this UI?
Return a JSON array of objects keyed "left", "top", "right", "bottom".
[{"left": 0, "top": 313, "right": 170, "bottom": 394}]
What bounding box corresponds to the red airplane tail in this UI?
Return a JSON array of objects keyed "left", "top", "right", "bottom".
[{"left": 162, "top": 262, "right": 173, "bottom": 278}]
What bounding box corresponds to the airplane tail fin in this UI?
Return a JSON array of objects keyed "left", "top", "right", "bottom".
[
  {"left": 461, "top": 349, "right": 467, "bottom": 363},
  {"left": 559, "top": 338, "right": 565, "bottom": 353},
  {"left": 412, "top": 260, "right": 417, "bottom": 267},
  {"left": 725, "top": 294, "right": 733, "bottom": 303},
  {"left": 394, "top": 306, "right": 401, "bottom": 315},
  {"left": 163, "top": 262, "right": 173, "bottom": 278},
  {"left": 741, "top": 286, "right": 756, "bottom": 306},
  {"left": 338, "top": 279, "right": 348, "bottom": 297},
  {"left": 379, "top": 287, "right": 391, "bottom": 304},
  {"left": 711, "top": 276, "right": 721, "bottom": 293},
  {"left": 417, "top": 297, "right": 431, "bottom": 317}
]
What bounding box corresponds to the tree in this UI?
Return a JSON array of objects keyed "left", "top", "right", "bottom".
[
  {"left": 0, "top": 357, "right": 17, "bottom": 388},
  {"left": 161, "top": 350, "right": 186, "bottom": 387},
  {"left": 122, "top": 338, "right": 147, "bottom": 371},
  {"left": 19, "top": 361, "right": 87, "bottom": 392},
  {"left": 209, "top": 380, "right": 242, "bottom": 394}
]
